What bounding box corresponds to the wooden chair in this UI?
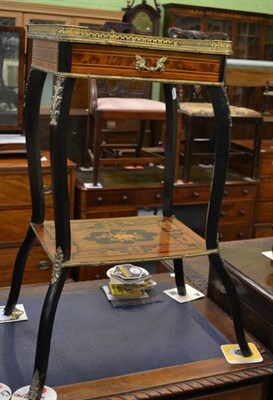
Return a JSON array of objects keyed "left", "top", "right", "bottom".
[
  {"left": 179, "top": 102, "right": 263, "bottom": 182},
  {"left": 86, "top": 22, "right": 181, "bottom": 187},
  {"left": 87, "top": 79, "right": 173, "bottom": 185},
  {"left": 168, "top": 28, "right": 263, "bottom": 183}
]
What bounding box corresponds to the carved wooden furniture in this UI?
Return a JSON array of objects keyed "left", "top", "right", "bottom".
[
  {"left": 179, "top": 101, "right": 263, "bottom": 182},
  {"left": 88, "top": 83, "right": 170, "bottom": 186},
  {"left": 0, "top": 152, "right": 76, "bottom": 287},
  {"left": 167, "top": 28, "right": 263, "bottom": 183},
  {"left": 3, "top": 24, "right": 252, "bottom": 399},
  {"left": 86, "top": 22, "right": 177, "bottom": 186},
  {"left": 2, "top": 275, "right": 273, "bottom": 400}
]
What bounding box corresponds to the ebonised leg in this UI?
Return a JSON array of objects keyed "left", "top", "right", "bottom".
[
  {"left": 206, "top": 85, "right": 251, "bottom": 357},
  {"left": 4, "top": 228, "right": 36, "bottom": 315},
  {"left": 4, "top": 68, "right": 47, "bottom": 315},
  {"left": 162, "top": 84, "right": 187, "bottom": 295},
  {"left": 209, "top": 253, "right": 251, "bottom": 356},
  {"left": 27, "top": 75, "right": 75, "bottom": 398},
  {"left": 28, "top": 264, "right": 68, "bottom": 400}
]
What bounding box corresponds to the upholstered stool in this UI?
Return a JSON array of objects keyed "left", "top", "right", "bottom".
[
  {"left": 179, "top": 102, "right": 263, "bottom": 182},
  {"left": 88, "top": 86, "right": 182, "bottom": 186}
]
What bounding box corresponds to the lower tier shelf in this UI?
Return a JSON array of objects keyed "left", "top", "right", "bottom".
[{"left": 31, "top": 215, "right": 213, "bottom": 267}]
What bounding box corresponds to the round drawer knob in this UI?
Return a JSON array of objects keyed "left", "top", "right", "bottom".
[
  {"left": 239, "top": 209, "right": 246, "bottom": 215},
  {"left": 220, "top": 210, "right": 226, "bottom": 217},
  {"left": 242, "top": 188, "right": 249, "bottom": 195},
  {"left": 122, "top": 195, "right": 128, "bottom": 201},
  {"left": 97, "top": 196, "right": 103, "bottom": 202},
  {"left": 192, "top": 191, "right": 199, "bottom": 198},
  {"left": 43, "top": 184, "right": 52, "bottom": 195},
  {"left": 155, "top": 193, "right": 161, "bottom": 199},
  {"left": 37, "top": 260, "right": 50, "bottom": 270},
  {"left": 223, "top": 190, "right": 228, "bottom": 196}
]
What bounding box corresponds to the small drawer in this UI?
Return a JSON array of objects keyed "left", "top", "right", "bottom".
[
  {"left": 254, "top": 223, "right": 273, "bottom": 238},
  {"left": 0, "top": 207, "right": 54, "bottom": 244},
  {"left": 0, "top": 173, "right": 53, "bottom": 207},
  {"left": 86, "top": 190, "right": 135, "bottom": 208},
  {"left": 219, "top": 201, "right": 253, "bottom": 222},
  {"left": 218, "top": 223, "right": 252, "bottom": 241},
  {"left": 0, "top": 245, "right": 52, "bottom": 287},
  {"left": 136, "top": 189, "right": 163, "bottom": 207},
  {"left": 174, "top": 185, "right": 210, "bottom": 204},
  {"left": 222, "top": 183, "right": 256, "bottom": 199}
]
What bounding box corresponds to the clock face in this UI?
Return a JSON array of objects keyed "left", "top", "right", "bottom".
[{"left": 132, "top": 11, "right": 153, "bottom": 34}]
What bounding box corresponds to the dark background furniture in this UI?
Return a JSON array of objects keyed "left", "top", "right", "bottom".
[
  {"left": 208, "top": 237, "right": 273, "bottom": 353},
  {"left": 0, "top": 152, "right": 76, "bottom": 287}
]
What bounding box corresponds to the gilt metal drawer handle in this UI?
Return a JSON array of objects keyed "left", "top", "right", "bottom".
[{"left": 135, "top": 55, "right": 168, "bottom": 72}]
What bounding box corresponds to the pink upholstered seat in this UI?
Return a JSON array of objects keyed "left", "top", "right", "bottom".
[{"left": 97, "top": 98, "right": 166, "bottom": 112}]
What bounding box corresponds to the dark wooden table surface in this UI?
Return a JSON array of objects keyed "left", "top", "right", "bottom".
[{"left": 2, "top": 273, "right": 273, "bottom": 400}]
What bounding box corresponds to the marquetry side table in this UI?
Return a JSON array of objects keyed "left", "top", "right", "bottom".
[{"left": 2, "top": 24, "right": 252, "bottom": 399}]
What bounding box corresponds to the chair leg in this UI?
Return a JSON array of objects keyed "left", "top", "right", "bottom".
[
  {"left": 28, "top": 264, "right": 68, "bottom": 400},
  {"left": 209, "top": 253, "right": 251, "bottom": 357},
  {"left": 183, "top": 116, "right": 193, "bottom": 182},
  {"left": 93, "top": 110, "right": 103, "bottom": 186},
  {"left": 135, "top": 120, "right": 146, "bottom": 158},
  {"left": 252, "top": 119, "right": 262, "bottom": 180}
]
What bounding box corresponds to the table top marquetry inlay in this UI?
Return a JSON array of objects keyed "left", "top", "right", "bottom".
[{"left": 32, "top": 215, "right": 215, "bottom": 267}]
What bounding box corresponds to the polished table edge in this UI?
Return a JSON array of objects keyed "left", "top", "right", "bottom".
[
  {"left": 2, "top": 274, "right": 273, "bottom": 400},
  {"left": 27, "top": 24, "right": 232, "bottom": 56}
]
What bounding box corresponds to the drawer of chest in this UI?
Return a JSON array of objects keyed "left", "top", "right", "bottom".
[
  {"left": 218, "top": 222, "right": 252, "bottom": 241},
  {"left": 219, "top": 200, "right": 253, "bottom": 222},
  {"left": 86, "top": 190, "right": 136, "bottom": 208},
  {"left": 222, "top": 183, "right": 256, "bottom": 199},
  {"left": 0, "top": 173, "right": 53, "bottom": 207},
  {"left": 136, "top": 189, "right": 163, "bottom": 206},
  {"left": 174, "top": 186, "right": 210, "bottom": 203},
  {"left": 254, "top": 223, "right": 273, "bottom": 238},
  {"left": 0, "top": 245, "right": 52, "bottom": 287},
  {"left": 0, "top": 207, "right": 54, "bottom": 244}
]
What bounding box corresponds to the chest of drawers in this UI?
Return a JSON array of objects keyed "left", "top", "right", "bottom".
[
  {"left": 0, "top": 151, "right": 76, "bottom": 286},
  {"left": 75, "top": 169, "right": 257, "bottom": 280}
]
